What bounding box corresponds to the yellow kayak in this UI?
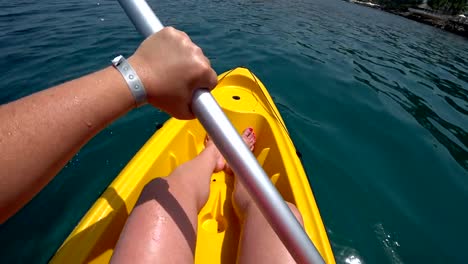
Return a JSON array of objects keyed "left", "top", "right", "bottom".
[{"left": 51, "top": 67, "right": 335, "bottom": 263}]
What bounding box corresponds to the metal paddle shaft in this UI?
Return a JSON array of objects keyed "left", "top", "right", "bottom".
[{"left": 117, "top": 1, "right": 325, "bottom": 263}]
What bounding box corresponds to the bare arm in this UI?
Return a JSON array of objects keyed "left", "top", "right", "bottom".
[{"left": 0, "top": 27, "right": 217, "bottom": 223}]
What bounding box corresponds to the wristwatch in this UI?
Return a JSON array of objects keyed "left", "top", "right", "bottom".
[{"left": 111, "top": 55, "right": 147, "bottom": 107}]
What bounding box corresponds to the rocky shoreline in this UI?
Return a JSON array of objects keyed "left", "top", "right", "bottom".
[
  {"left": 400, "top": 9, "right": 468, "bottom": 37},
  {"left": 346, "top": 0, "right": 468, "bottom": 38}
]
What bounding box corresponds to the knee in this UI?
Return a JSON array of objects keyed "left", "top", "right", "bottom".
[
  {"left": 136, "top": 178, "right": 169, "bottom": 205},
  {"left": 286, "top": 202, "right": 304, "bottom": 227}
]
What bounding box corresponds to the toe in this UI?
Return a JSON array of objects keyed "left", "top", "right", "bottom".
[
  {"left": 245, "top": 130, "right": 256, "bottom": 151},
  {"left": 249, "top": 132, "right": 256, "bottom": 142},
  {"left": 243, "top": 127, "right": 253, "bottom": 137}
]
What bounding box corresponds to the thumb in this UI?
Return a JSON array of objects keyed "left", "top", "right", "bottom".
[{"left": 195, "top": 67, "right": 218, "bottom": 91}]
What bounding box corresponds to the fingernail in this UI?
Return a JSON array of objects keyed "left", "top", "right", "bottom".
[{"left": 248, "top": 127, "right": 253, "bottom": 132}]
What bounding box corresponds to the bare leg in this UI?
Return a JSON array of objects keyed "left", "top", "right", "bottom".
[
  {"left": 111, "top": 127, "right": 301, "bottom": 263},
  {"left": 111, "top": 137, "right": 225, "bottom": 263},
  {"left": 231, "top": 131, "right": 304, "bottom": 264},
  {"left": 111, "top": 128, "right": 254, "bottom": 263},
  {"left": 234, "top": 194, "right": 303, "bottom": 263}
]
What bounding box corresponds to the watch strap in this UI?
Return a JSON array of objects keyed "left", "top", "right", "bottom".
[{"left": 112, "top": 55, "right": 147, "bottom": 107}]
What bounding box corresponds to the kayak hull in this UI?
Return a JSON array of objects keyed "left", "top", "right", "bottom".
[{"left": 51, "top": 67, "right": 335, "bottom": 263}]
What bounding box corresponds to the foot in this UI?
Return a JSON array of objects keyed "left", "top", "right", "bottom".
[
  {"left": 229, "top": 129, "right": 257, "bottom": 220},
  {"left": 203, "top": 127, "right": 256, "bottom": 218},
  {"left": 203, "top": 137, "right": 226, "bottom": 173},
  {"left": 204, "top": 127, "right": 256, "bottom": 173}
]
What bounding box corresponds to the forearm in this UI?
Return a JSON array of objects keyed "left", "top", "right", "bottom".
[
  {"left": 0, "top": 27, "right": 217, "bottom": 223},
  {"left": 0, "top": 64, "right": 135, "bottom": 222}
]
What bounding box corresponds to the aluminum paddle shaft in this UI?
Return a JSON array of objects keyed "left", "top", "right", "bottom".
[{"left": 117, "top": 1, "right": 325, "bottom": 263}]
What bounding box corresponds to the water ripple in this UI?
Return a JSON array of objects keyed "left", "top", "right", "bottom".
[{"left": 0, "top": 0, "right": 467, "bottom": 263}]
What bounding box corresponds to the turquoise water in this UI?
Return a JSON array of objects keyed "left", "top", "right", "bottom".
[{"left": 1, "top": 0, "right": 467, "bottom": 263}]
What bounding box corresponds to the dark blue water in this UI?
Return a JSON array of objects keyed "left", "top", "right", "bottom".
[{"left": 1, "top": 0, "right": 467, "bottom": 263}]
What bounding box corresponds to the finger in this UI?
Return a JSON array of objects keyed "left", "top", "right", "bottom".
[
  {"left": 170, "top": 105, "right": 194, "bottom": 120},
  {"left": 204, "top": 68, "right": 218, "bottom": 90},
  {"left": 196, "top": 46, "right": 211, "bottom": 67},
  {"left": 192, "top": 58, "right": 217, "bottom": 90},
  {"left": 190, "top": 43, "right": 212, "bottom": 69},
  {"left": 202, "top": 55, "right": 211, "bottom": 68},
  {"left": 164, "top": 26, "right": 176, "bottom": 34},
  {"left": 178, "top": 94, "right": 196, "bottom": 120},
  {"left": 177, "top": 29, "right": 191, "bottom": 41},
  {"left": 186, "top": 103, "right": 196, "bottom": 120}
]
